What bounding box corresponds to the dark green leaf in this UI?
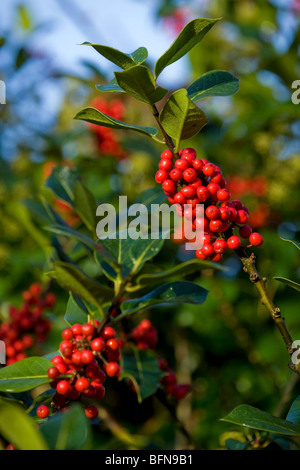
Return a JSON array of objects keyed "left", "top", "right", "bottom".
[
  {"left": 221, "top": 404, "right": 300, "bottom": 436},
  {"left": 114, "top": 65, "right": 168, "bottom": 106},
  {"left": 155, "top": 18, "right": 220, "bottom": 78},
  {"left": 187, "top": 70, "right": 239, "bottom": 101},
  {"left": 121, "top": 349, "right": 163, "bottom": 403},
  {"left": 82, "top": 43, "right": 148, "bottom": 69},
  {"left": 120, "top": 281, "right": 209, "bottom": 317},
  {"left": 273, "top": 277, "right": 300, "bottom": 293},
  {"left": 159, "top": 89, "right": 208, "bottom": 151},
  {"left": 49, "top": 261, "right": 113, "bottom": 309},
  {"left": 128, "top": 258, "right": 224, "bottom": 292},
  {"left": 97, "top": 230, "right": 165, "bottom": 279},
  {"left": 0, "top": 399, "right": 48, "bottom": 450},
  {"left": 73, "top": 180, "right": 97, "bottom": 231},
  {"left": 0, "top": 357, "right": 52, "bottom": 393},
  {"left": 40, "top": 403, "right": 91, "bottom": 450},
  {"left": 45, "top": 166, "right": 79, "bottom": 206},
  {"left": 64, "top": 294, "right": 89, "bottom": 325},
  {"left": 74, "top": 107, "right": 158, "bottom": 138}
]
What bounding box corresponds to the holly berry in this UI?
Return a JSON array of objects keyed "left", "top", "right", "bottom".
[
  {"left": 85, "top": 405, "right": 98, "bottom": 419},
  {"left": 249, "top": 232, "right": 264, "bottom": 246},
  {"left": 227, "top": 235, "right": 241, "bottom": 250},
  {"left": 36, "top": 405, "right": 50, "bottom": 419}
]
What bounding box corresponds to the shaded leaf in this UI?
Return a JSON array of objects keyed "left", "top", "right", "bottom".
[
  {"left": 115, "top": 65, "right": 168, "bottom": 106},
  {"left": 273, "top": 277, "right": 300, "bottom": 293},
  {"left": 187, "top": 70, "right": 239, "bottom": 101},
  {"left": 0, "top": 399, "right": 48, "bottom": 450},
  {"left": 121, "top": 349, "right": 163, "bottom": 403},
  {"left": 221, "top": 404, "right": 300, "bottom": 436}
]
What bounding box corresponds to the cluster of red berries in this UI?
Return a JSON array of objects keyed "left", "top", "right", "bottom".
[
  {"left": 41, "top": 322, "right": 123, "bottom": 419},
  {"left": 130, "top": 319, "right": 158, "bottom": 350},
  {"left": 155, "top": 148, "right": 264, "bottom": 262},
  {"left": 158, "top": 358, "right": 191, "bottom": 401},
  {"left": 89, "top": 97, "right": 127, "bottom": 159},
  {"left": 0, "top": 284, "right": 55, "bottom": 365}
]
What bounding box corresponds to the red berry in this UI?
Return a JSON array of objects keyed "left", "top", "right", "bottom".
[
  {"left": 56, "top": 380, "right": 71, "bottom": 395},
  {"left": 249, "top": 232, "right": 264, "bottom": 246},
  {"left": 75, "top": 377, "right": 90, "bottom": 392},
  {"left": 183, "top": 168, "right": 197, "bottom": 183},
  {"left": 209, "top": 219, "right": 223, "bottom": 233},
  {"left": 227, "top": 235, "right": 241, "bottom": 249},
  {"left": 81, "top": 349, "right": 94, "bottom": 364},
  {"left": 217, "top": 189, "right": 230, "bottom": 202},
  {"left": 181, "top": 186, "right": 195, "bottom": 199},
  {"left": 81, "top": 323, "right": 95, "bottom": 338},
  {"left": 71, "top": 350, "right": 83, "bottom": 365},
  {"left": 47, "top": 366, "right": 60, "bottom": 380},
  {"left": 169, "top": 168, "right": 183, "bottom": 182},
  {"left": 175, "top": 158, "right": 189, "bottom": 171},
  {"left": 162, "top": 179, "right": 176, "bottom": 195},
  {"left": 102, "top": 327, "right": 116, "bottom": 340},
  {"left": 91, "top": 337, "right": 105, "bottom": 352},
  {"left": 51, "top": 355, "right": 64, "bottom": 366},
  {"left": 192, "top": 159, "right": 204, "bottom": 171},
  {"left": 71, "top": 324, "right": 82, "bottom": 336},
  {"left": 174, "top": 192, "right": 186, "bottom": 205},
  {"left": 85, "top": 405, "right": 98, "bottom": 419},
  {"left": 106, "top": 362, "right": 120, "bottom": 377},
  {"left": 106, "top": 339, "right": 119, "bottom": 351},
  {"left": 196, "top": 186, "right": 210, "bottom": 202},
  {"left": 159, "top": 158, "right": 173, "bottom": 171},
  {"left": 155, "top": 169, "right": 169, "bottom": 183},
  {"left": 36, "top": 405, "right": 50, "bottom": 419},
  {"left": 62, "top": 328, "right": 73, "bottom": 341},
  {"left": 202, "top": 163, "right": 216, "bottom": 177},
  {"left": 205, "top": 205, "right": 220, "bottom": 220},
  {"left": 201, "top": 243, "right": 214, "bottom": 257},
  {"left": 214, "top": 239, "right": 228, "bottom": 254},
  {"left": 160, "top": 149, "right": 173, "bottom": 160}
]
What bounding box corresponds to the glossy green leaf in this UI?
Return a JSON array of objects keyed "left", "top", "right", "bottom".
[
  {"left": 121, "top": 349, "right": 163, "bottom": 403},
  {"left": 187, "top": 70, "right": 239, "bottom": 101},
  {"left": 114, "top": 65, "right": 168, "bottom": 106},
  {"left": 221, "top": 404, "right": 300, "bottom": 435},
  {"left": 96, "top": 77, "right": 124, "bottom": 93},
  {"left": 128, "top": 258, "right": 224, "bottom": 292},
  {"left": 159, "top": 89, "right": 208, "bottom": 151},
  {"left": 273, "top": 277, "right": 300, "bottom": 293},
  {"left": 49, "top": 261, "right": 113, "bottom": 309},
  {"left": 0, "top": 399, "right": 48, "bottom": 450},
  {"left": 97, "top": 230, "right": 165, "bottom": 279},
  {"left": 154, "top": 18, "right": 219, "bottom": 78},
  {"left": 83, "top": 43, "right": 148, "bottom": 69},
  {"left": 0, "top": 357, "right": 52, "bottom": 393},
  {"left": 64, "top": 294, "right": 89, "bottom": 325},
  {"left": 45, "top": 166, "right": 79, "bottom": 206},
  {"left": 40, "top": 403, "right": 91, "bottom": 450},
  {"left": 74, "top": 107, "right": 158, "bottom": 138},
  {"left": 119, "top": 281, "right": 209, "bottom": 317},
  {"left": 45, "top": 224, "right": 97, "bottom": 250}
]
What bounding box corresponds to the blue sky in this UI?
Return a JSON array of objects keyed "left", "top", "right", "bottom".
[{"left": 1, "top": 0, "right": 191, "bottom": 87}]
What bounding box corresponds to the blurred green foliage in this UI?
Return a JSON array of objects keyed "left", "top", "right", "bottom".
[{"left": 0, "top": 0, "right": 299, "bottom": 450}]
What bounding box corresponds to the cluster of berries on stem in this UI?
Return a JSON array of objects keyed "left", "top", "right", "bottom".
[
  {"left": 43, "top": 321, "right": 123, "bottom": 419},
  {"left": 155, "top": 147, "right": 264, "bottom": 262},
  {"left": 0, "top": 283, "right": 55, "bottom": 365}
]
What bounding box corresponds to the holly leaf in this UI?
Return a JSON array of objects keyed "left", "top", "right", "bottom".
[
  {"left": 187, "top": 70, "right": 239, "bottom": 101},
  {"left": 82, "top": 43, "right": 148, "bottom": 69},
  {"left": 0, "top": 357, "right": 52, "bottom": 393},
  {"left": 159, "top": 89, "right": 208, "bottom": 151},
  {"left": 154, "top": 18, "right": 220, "bottom": 78},
  {"left": 114, "top": 65, "right": 168, "bottom": 107},
  {"left": 74, "top": 107, "right": 158, "bottom": 139}
]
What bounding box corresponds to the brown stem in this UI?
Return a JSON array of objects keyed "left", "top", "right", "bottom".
[{"left": 237, "top": 249, "right": 298, "bottom": 373}]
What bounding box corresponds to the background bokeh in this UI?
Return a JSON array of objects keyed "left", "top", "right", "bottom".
[{"left": 0, "top": 0, "right": 300, "bottom": 450}]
